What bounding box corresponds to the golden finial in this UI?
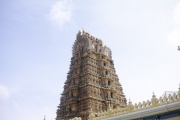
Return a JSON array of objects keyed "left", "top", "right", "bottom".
[
  {"left": 152, "top": 92, "right": 156, "bottom": 98},
  {"left": 128, "top": 98, "right": 132, "bottom": 104}
]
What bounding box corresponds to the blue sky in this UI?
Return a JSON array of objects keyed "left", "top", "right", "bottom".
[{"left": 0, "top": 0, "right": 180, "bottom": 120}]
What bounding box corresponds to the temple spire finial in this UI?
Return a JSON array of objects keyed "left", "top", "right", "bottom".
[
  {"left": 80, "top": 28, "right": 84, "bottom": 35},
  {"left": 128, "top": 98, "right": 132, "bottom": 104},
  {"left": 152, "top": 91, "right": 156, "bottom": 98}
]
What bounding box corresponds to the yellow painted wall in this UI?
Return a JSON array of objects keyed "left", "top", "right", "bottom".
[{"left": 167, "top": 116, "right": 180, "bottom": 120}]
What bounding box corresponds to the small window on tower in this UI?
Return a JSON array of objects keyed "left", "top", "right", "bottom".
[
  {"left": 111, "top": 92, "right": 113, "bottom": 98},
  {"left": 71, "top": 92, "right": 73, "bottom": 97},
  {"left": 110, "top": 61, "right": 113, "bottom": 65},
  {"left": 113, "top": 105, "right": 116, "bottom": 109},
  {"left": 108, "top": 81, "right": 110, "bottom": 86},
  {"left": 104, "top": 62, "right": 106, "bottom": 66},
  {"left": 105, "top": 71, "right": 108, "bottom": 75}
]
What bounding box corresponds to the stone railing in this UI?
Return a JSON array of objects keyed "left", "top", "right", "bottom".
[{"left": 88, "top": 91, "right": 180, "bottom": 120}]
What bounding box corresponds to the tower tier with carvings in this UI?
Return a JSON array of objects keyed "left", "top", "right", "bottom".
[{"left": 56, "top": 29, "right": 127, "bottom": 120}]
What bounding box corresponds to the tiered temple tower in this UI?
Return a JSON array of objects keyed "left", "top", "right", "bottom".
[{"left": 56, "top": 29, "right": 127, "bottom": 120}]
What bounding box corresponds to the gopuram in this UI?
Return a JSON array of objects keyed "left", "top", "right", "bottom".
[{"left": 56, "top": 29, "right": 127, "bottom": 120}]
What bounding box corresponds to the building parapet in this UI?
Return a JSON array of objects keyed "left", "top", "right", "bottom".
[{"left": 88, "top": 90, "right": 180, "bottom": 120}]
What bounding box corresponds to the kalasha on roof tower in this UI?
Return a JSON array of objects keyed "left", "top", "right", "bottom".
[{"left": 56, "top": 29, "right": 127, "bottom": 120}]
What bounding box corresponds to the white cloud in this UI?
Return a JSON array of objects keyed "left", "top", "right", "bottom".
[
  {"left": 47, "top": 0, "right": 73, "bottom": 27},
  {"left": 167, "top": 2, "right": 180, "bottom": 45},
  {"left": 173, "top": 2, "right": 180, "bottom": 26},
  {"left": 0, "top": 84, "right": 10, "bottom": 101},
  {"left": 12, "top": 101, "right": 21, "bottom": 112},
  {"left": 167, "top": 30, "right": 180, "bottom": 43}
]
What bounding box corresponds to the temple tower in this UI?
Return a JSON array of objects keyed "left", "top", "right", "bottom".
[{"left": 56, "top": 29, "right": 126, "bottom": 120}]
